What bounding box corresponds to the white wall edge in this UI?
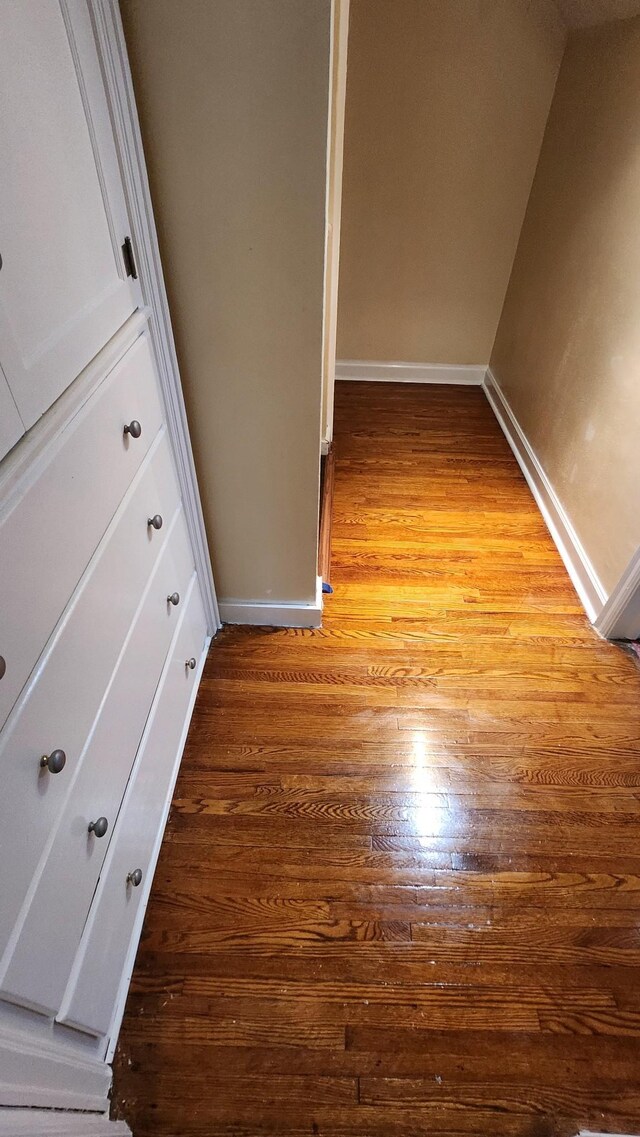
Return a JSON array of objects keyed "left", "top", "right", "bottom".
[
  {"left": 483, "top": 369, "right": 607, "bottom": 624},
  {"left": 90, "top": 0, "right": 221, "bottom": 637},
  {"left": 220, "top": 576, "right": 323, "bottom": 628},
  {"left": 594, "top": 543, "right": 640, "bottom": 639},
  {"left": 336, "top": 359, "right": 487, "bottom": 384}
]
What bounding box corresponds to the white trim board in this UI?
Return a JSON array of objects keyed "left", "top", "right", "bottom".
[
  {"left": 336, "top": 359, "right": 487, "bottom": 384},
  {"left": 482, "top": 369, "right": 607, "bottom": 623},
  {"left": 0, "top": 1113, "right": 130, "bottom": 1137},
  {"left": 0, "top": 1016, "right": 110, "bottom": 1112},
  {"left": 219, "top": 576, "right": 323, "bottom": 629}
]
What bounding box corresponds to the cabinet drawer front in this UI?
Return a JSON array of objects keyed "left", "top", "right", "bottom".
[
  {"left": 59, "top": 575, "right": 207, "bottom": 1039},
  {"left": 0, "top": 431, "right": 180, "bottom": 969},
  {"left": 0, "top": 332, "right": 163, "bottom": 729},
  {"left": 0, "top": 511, "right": 195, "bottom": 1017}
]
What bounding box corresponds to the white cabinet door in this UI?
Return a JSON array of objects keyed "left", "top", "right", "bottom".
[{"left": 0, "top": 0, "right": 141, "bottom": 430}]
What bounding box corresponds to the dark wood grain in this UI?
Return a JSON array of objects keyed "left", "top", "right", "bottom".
[{"left": 113, "top": 382, "right": 640, "bottom": 1136}]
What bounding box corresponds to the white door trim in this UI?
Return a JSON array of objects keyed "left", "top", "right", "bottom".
[
  {"left": 88, "top": 0, "right": 220, "bottom": 635},
  {"left": 321, "top": 0, "right": 350, "bottom": 447}
]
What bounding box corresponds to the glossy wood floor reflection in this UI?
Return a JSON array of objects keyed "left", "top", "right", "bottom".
[{"left": 113, "top": 383, "right": 640, "bottom": 1137}]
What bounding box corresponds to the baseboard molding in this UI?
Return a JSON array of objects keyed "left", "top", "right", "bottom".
[
  {"left": 0, "top": 1018, "right": 110, "bottom": 1111},
  {"left": 219, "top": 576, "right": 323, "bottom": 629},
  {"left": 0, "top": 1112, "right": 131, "bottom": 1136},
  {"left": 336, "top": 359, "right": 487, "bottom": 384},
  {"left": 483, "top": 369, "right": 607, "bottom": 623}
]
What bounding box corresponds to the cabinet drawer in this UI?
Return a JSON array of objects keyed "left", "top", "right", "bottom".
[
  {"left": 59, "top": 574, "right": 207, "bottom": 1039},
  {"left": 0, "top": 510, "right": 195, "bottom": 1017},
  {"left": 0, "top": 332, "right": 163, "bottom": 729},
  {"left": 0, "top": 431, "right": 180, "bottom": 970}
]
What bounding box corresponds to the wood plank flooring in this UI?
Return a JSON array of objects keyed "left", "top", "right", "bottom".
[{"left": 113, "top": 382, "right": 640, "bottom": 1136}]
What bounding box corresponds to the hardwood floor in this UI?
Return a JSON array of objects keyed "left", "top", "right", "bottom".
[{"left": 113, "top": 382, "right": 640, "bottom": 1136}]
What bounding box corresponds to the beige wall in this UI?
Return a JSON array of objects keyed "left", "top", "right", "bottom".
[
  {"left": 120, "top": 0, "right": 330, "bottom": 605},
  {"left": 337, "top": 0, "right": 565, "bottom": 364},
  {"left": 491, "top": 16, "right": 640, "bottom": 595}
]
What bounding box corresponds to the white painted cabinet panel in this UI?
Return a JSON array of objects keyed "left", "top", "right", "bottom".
[
  {"left": 60, "top": 574, "right": 207, "bottom": 1038},
  {"left": 0, "top": 512, "right": 195, "bottom": 1017},
  {"left": 0, "top": 1111, "right": 131, "bottom": 1136},
  {"left": 0, "top": 332, "right": 163, "bottom": 731},
  {"left": 0, "top": 430, "right": 179, "bottom": 973},
  {"left": 0, "top": 369, "right": 24, "bottom": 460},
  {"left": 0, "top": 0, "right": 140, "bottom": 428}
]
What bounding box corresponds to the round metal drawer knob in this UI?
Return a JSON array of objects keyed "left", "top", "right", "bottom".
[
  {"left": 147, "top": 514, "right": 163, "bottom": 531},
  {"left": 88, "top": 816, "right": 109, "bottom": 839},
  {"left": 124, "top": 420, "right": 142, "bottom": 439},
  {"left": 167, "top": 592, "right": 180, "bottom": 606},
  {"left": 0, "top": 655, "right": 6, "bottom": 681},
  {"left": 127, "top": 868, "right": 143, "bottom": 888},
  {"left": 40, "top": 748, "right": 67, "bottom": 774},
  {"left": 186, "top": 657, "right": 197, "bottom": 670}
]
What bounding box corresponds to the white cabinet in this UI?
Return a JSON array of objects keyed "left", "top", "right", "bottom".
[
  {"left": 0, "top": 0, "right": 140, "bottom": 435},
  {"left": 60, "top": 574, "right": 207, "bottom": 1039},
  {"left": 0, "top": 426, "right": 180, "bottom": 975},
  {"left": 0, "top": 512, "right": 195, "bottom": 1017},
  {"left": 0, "top": 332, "right": 164, "bottom": 731},
  {"left": 0, "top": 370, "right": 23, "bottom": 458},
  {"left": 0, "top": 0, "right": 217, "bottom": 1118}
]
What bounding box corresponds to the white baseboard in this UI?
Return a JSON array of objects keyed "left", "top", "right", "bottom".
[
  {"left": 0, "top": 1112, "right": 131, "bottom": 1136},
  {"left": 219, "top": 576, "right": 323, "bottom": 629},
  {"left": 0, "top": 1018, "right": 110, "bottom": 1112},
  {"left": 336, "top": 359, "right": 487, "bottom": 384},
  {"left": 482, "top": 369, "right": 607, "bottom": 623}
]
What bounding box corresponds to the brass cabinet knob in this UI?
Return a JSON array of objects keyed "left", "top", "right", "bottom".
[
  {"left": 167, "top": 592, "right": 180, "bottom": 606},
  {"left": 40, "top": 748, "right": 67, "bottom": 774},
  {"left": 88, "top": 816, "right": 109, "bottom": 839},
  {"left": 127, "top": 868, "right": 143, "bottom": 888},
  {"left": 147, "top": 514, "right": 163, "bottom": 530},
  {"left": 186, "top": 657, "right": 196, "bottom": 670},
  {"left": 123, "top": 420, "right": 142, "bottom": 439},
  {"left": 0, "top": 655, "right": 5, "bottom": 681}
]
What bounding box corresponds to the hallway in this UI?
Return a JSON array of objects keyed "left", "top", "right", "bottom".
[{"left": 114, "top": 381, "right": 640, "bottom": 1135}]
